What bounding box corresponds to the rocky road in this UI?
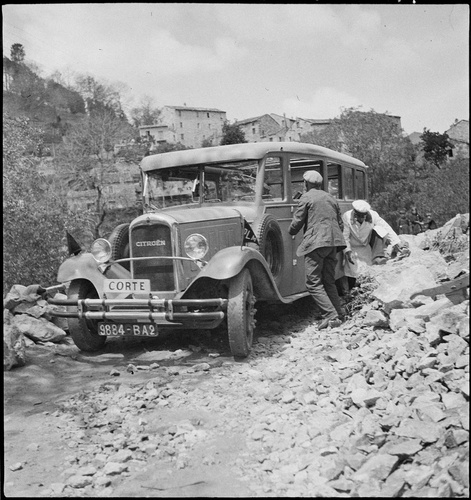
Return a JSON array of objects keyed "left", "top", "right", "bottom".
[{"left": 3, "top": 217, "right": 470, "bottom": 498}]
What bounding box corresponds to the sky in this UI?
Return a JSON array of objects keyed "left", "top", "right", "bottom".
[{"left": 2, "top": 3, "right": 469, "bottom": 134}]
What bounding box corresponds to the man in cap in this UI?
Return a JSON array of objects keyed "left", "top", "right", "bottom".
[
  {"left": 342, "top": 200, "right": 408, "bottom": 284},
  {"left": 289, "top": 170, "right": 346, "bottom": 329}
]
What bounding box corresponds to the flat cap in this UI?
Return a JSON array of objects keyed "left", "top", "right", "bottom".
[
  {"left": 303, "top": 170, "right": 323, "bottom": 184},
  {"left": 352, "top": 200, "right": 371, "bottom": 213}
]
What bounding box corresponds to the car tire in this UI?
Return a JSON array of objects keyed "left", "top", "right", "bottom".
[
  {"left": 227, "top": 268, "right": 256, "bottom": 358},
  {"left": 254, "top": 214, "right": 284, "bottom": 287},
  {"left": 68, "top": 279, "right": 106, "bottom": 352},
  {"left": 109, "top": 223, "right": 130, "bottom": 270}
]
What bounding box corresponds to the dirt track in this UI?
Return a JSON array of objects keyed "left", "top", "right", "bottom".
[{"left": 4, "top": 287, "right": 469, "bottom": 498}]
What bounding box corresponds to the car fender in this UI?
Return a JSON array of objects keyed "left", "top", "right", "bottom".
[
  {"left": 57, "top": 253, "right": 131, "bottom": 296},
  {"left": 185, "top": 246, "right": 289, "bottom": 302}
]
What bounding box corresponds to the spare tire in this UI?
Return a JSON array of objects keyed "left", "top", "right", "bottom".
[
  {"left": 254, "top": 214, "right": 284, "bottom": 287},
  {"left": 108, "top": 223, "right": 130, "bottom": 270}
]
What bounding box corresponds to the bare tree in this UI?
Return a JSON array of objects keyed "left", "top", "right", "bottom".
[
  {"left": 130, "top": 95, "right": 161, "bottom": 127},
  {"left": 57, "top": 109, "right": 137, "bottom": 238}
]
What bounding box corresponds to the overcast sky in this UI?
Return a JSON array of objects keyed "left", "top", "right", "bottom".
[{"left": 3, "top": 3, "right": 469, "bottom": 134}]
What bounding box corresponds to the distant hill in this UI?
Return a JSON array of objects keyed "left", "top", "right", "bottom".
[{"left": 3, "top": 56, "right": 86, "bottom": 145}]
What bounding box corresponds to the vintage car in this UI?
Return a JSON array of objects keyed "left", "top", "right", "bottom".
[{"left": 49, "top": 142, "right": 368, "bottom": 357}]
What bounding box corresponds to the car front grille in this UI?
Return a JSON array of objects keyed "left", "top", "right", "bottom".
[{"left": 131, "top": 224, "right": 174, "bottom": 291}]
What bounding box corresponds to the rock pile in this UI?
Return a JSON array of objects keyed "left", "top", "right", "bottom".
[
  {"left": 3, "top": 214, "right": 469, "bottom": 497},
  {"left": 3, "top": 285, "right": 68, "bottom": 370}
]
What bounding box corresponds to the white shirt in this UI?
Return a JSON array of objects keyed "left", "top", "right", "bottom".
[{"left": 340, "top": 209, "right": 400, "bottom": 277}]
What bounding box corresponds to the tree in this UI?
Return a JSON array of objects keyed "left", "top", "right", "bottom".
[
  {"left": 9, "top": 62, "right": 49, "bottom": 114},
  {"left": 414, "top": 157, "right": 469, "bottom": 226},
  {"left": 201, "top": 138, "right": 213, "bottom": 148},
  {"left": 10, "top": 43, "right": 25, "bottom": 63},
  {"left": 220, "top": 122, "right": 247, "bottom": 145},
  {"left": 300, "top": 107, "right": 416, "bottom": 216},
  {"left": 152, "top": 142, "right": 189, "bottom": 154},
  {"left": 74, "top": 74, "right": 129, "bottom": 121},
  {"left": 130, "top": 95, "right": 161, "bottom": 127},
  {"left": 3, "top": 114, "right": 89, "bottom": 294},
  {"left": 420, "top": 129, "right": 454, "bottom": 168},
  {"left": 56, "top": 109, "right": 137, "bottom": 238}
]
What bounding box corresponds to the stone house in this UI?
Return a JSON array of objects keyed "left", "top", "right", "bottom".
[
  {"left": 138, "top": 105, "right": 227, "bottom": 149},
  {"left": 446, "top": 119, "right": 469, "bottom": 158},
  {"left": 234, "top": 114, "right": 332, "bottom": 143}
]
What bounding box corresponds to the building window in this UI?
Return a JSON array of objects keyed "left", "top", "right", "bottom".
[
  {"left": 207, "top": 113, "right": 210, "bottom": 118},
  {"left": 180, "top": 122, "right": 183, "bottom": 128},
  {"left": 197, "top": 123, "right": 200, "bottom": 129},
  {"left": 196, "top": 112, "right": 199, "bottom": 118},
  {"left": 181, "top": 134, "right": 184, "bottom": 140},
  {"left": 269, "top": 137, "right": 273, "bottom": 142},
  {"left": 252, "top": 127, "right": 256, "bottom": 134},
  {"left": 178, "top": 110, "right": 181, "bottom": 117}
]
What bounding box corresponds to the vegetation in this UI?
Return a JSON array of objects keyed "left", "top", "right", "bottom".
[
  {"left": 300, "top": 107, "right": 469, "bottom": 228},
  {"left": 56, "top": 109, "right": 138, "bottom": 239},
  {"left": 130, "top": 95, "right": 161, "bottom": 127},
  {"left": 220, "top": 122, "right": 247, "bottom": 145},
  {"left": 3, "top": 114, "right": 90, "bottom": 295},
  {"left": 420, "top": 129, "right": 454, "bottom": 168}
]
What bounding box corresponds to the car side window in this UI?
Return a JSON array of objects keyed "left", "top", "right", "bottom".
[
  {"left": 327, "top": 163, "right": 341, "bottom": 199},
  {"left": 356, "top": 170, "right": 366, "bottom": 199},
  {"left": 344, "top": 166, "right": 355, "bottom": 200},
  {"left": 263, "top": 157, "right": 284, "bottom": 201},
  {"left": 289, "top": 157, "right": 323, "bottom": 201}
]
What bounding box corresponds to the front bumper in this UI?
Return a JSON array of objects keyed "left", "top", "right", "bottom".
[{"left": 48, "top": 297, "right": 227, "bottom": 329}]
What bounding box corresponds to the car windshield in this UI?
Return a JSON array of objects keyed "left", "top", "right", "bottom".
[{"left": 143, "top": 160, "right": 259, "bottom": 209}]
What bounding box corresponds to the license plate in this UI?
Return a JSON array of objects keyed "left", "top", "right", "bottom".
[
  {"left": 104, "top": 279, "right": 151, "bottom": 295},
  {"left": 98, "top": 323, "right": 158, "bottom": 337}
]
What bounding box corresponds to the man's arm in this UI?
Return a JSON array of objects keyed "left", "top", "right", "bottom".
[
  {"left": 372, "top": 212, "right": 401, "bottom": 246},
  {"left": 335, "top": 202, "right": 344, "bottom": 231},
  {"left": 289, "top": 197, "right": 308, "bottom": 235}
]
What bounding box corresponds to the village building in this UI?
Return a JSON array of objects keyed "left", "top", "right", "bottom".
[
  {"left": 446, "top": 119, "right": 469, "bottom": 158},
  {"left": 138, "top": 105, "right": 227, "bottom": 149}
]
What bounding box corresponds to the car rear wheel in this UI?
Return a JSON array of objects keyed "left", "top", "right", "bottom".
[
  {"left": 109, "top": 223, "right": 130, "bottom": 270},
  {"left": 227, "top": 268, "right": 256, "bottom": 358},
  {"left": 68, "top": 279, "right": 106, "bottom": 352}
]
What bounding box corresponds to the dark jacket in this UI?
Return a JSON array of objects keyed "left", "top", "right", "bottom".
[{"left": 289, "top": 188, "right": 346, "bottom": 257}]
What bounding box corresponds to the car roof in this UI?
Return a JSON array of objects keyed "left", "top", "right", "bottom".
[{"left": 140, "top": 142, "right": 368, "bottom": 172}]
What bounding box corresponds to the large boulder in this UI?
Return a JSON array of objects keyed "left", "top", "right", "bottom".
[
  {"left": 372, "top": 264, "right": 437, "bottom": 313},
  {"left": 11, "top": 314, "right": 67, "bottom": 343},
  {"left": 3, "top": 284, "right": 46, "bottom": 311},
  {"left": 3, "top": 310, "right": 26, "bottom": 370}
]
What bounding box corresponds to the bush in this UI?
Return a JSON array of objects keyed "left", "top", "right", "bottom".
[{"left": 3, "top": 114, "right": 90, "bottom": 295}]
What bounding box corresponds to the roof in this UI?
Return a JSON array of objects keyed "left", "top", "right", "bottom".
[
  {"left": 138, "top": 124, "right": 168, "bottom": 130},
  {"left": 164, "top": 105, "right": 225, "bottom": 113},
  {"left": 408, "top": 131, "right": 422, "bottom": 145},
  {"left": 234, "top": 115, "right": 267, "bottom": 125},
  {"left": 140, "top": 141, "right": 368, "bottom": 172}
]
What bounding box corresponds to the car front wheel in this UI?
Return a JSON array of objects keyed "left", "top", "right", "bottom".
[
  {"left": 227, "top": 268, "right": 256, "bottom": 358},
  {"left": 67, "top": 279, "right": 106, "bottom": 352}
]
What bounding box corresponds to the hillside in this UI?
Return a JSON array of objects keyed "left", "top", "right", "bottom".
[{"left": 3, "top": 56, "right": 86, "bottom": 145}]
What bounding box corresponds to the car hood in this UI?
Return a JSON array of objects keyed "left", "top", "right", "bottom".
[{"left": 131, "top": 206, "right": 244, "bottom": 227}]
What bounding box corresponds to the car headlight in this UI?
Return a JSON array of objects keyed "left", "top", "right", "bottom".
[
  {"left": 184, "top": 234, "right": 209, "bottom": 260},
  {"left": 91, "top": 238, "right": 112, "bottom": 263}
]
